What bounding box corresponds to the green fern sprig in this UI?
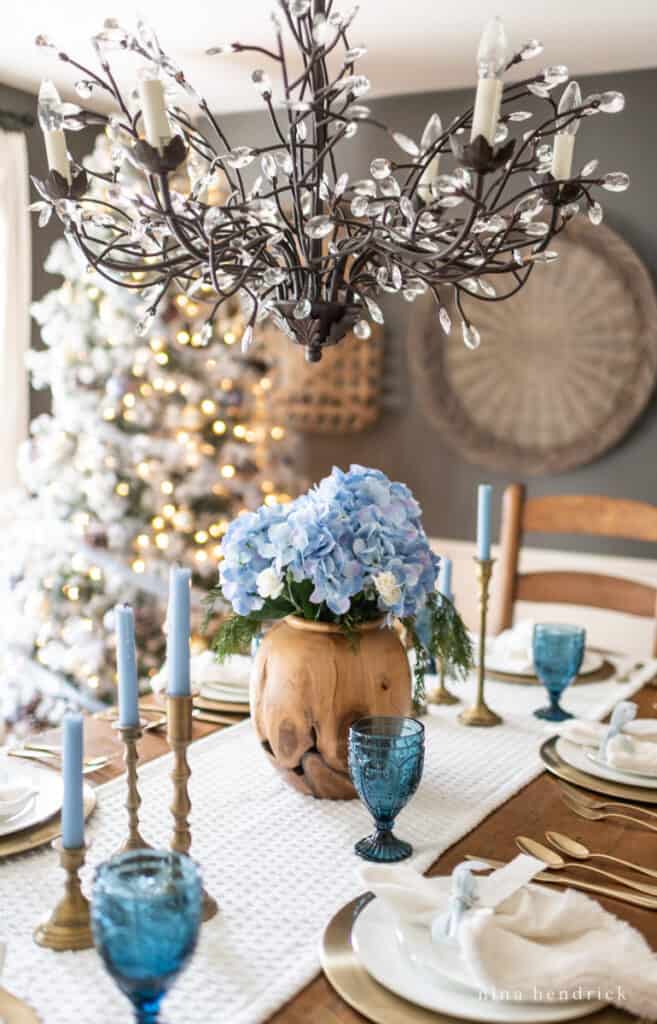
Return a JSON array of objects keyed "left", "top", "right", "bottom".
[
  {"left": 211, "top": 613, "right": 263, "bottom": 661},
  {"left": 427, "top": 591, "right": 474, "bottom": 680}
]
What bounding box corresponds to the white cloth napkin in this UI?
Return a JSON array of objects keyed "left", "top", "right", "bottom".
[
  {"left": 603, "top": 734, "right": 657, "bottom": 776},
  {"left": 559, "top": 719, "right": 657, "bottom": 747},
  {"left": 485, "top": 620, "right": 536, "bottom": 672},
  {"left": 150, "top": 651, "right": 251, "bottom": 698},
  {"left": 558, "top": 700, "right": 657, "bottom": 776},
  {"left": 0, "top": 778, "right": 37, "bottom": 821},
  {"left": 359, "top": 856, "right": 657, "bottom": 1017}
]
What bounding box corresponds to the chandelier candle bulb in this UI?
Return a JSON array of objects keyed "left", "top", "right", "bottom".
[
  {"left": 44, "top": 129, "right": 70, "bottom": 182},
  {"left": 137, "top": 69, "right": 171, "bottom": 152},
  {"left": 61, "top": 713, "right": 84, "bottom": 849},
  {"left": 551, "top": 134, "right": 575, "bottom": 181},
  {"left": 476, "top": 484, "right": 493, "bottom": 562},
  {"left": 38, "top": 80, "right": 71, "bottom": 184},
  {"left": 167, "top": 566, "right": 191, "bottom": 697},
  {"left": 551, "top": 80, "right": 582, "bottom": 180},
  {"left": 471, "top": 16, "right": 508, "bottom": 144},
  {"left": 418, "top": 154, "right": 441, "bottom": 202},
  {"left": 116, "top": 604, "right": 140, "bottom": 728}
]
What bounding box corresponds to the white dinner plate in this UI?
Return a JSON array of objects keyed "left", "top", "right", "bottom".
[
  {"left": 485, "top": 651, "right": 603, "bottom": 678},
  {"left": 200, "top": 684, "right": 250, "bottom": 703},
  {"left": 0, "top": 757, "right": 63, "bottom": 838},
  {"left": 556, "top": 738, "right": 657, "bottom": 790},
  {"left": 352, "top": 897, "right": 604, "bottom": 1023}
]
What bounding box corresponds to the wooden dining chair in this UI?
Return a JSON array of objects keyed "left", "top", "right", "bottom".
[{"left": 492, "top": 483, "right": 657, "bottom": 655}]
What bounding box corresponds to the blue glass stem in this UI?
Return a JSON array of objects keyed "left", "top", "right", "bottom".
[
  {"left": 549, "top": 690, "right": 564, "bottom": 714},
  {"left": 134, "top": 996, "right": 162, "bottom": 1024}
]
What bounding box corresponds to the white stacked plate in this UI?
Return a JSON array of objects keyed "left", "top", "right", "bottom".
[
  {"left": 0, "top": 756, "right": 63, "bottom": 838},
  {"left": 485, "top": 651, "right": 604, "bottom": 678},
  {"left": 198, "top": 654, "right": 251, "bottom": 706},
  {"left": 556, "top": 738, "right": 657, "bottom": 789},
  {"left": 352, "top": 897, "right": 605, "bottom": 1023}
]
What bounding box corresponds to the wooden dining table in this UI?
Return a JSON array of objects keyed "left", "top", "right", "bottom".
[{"left": 28, "top": 682, "right": 657, "bottom": 1024}]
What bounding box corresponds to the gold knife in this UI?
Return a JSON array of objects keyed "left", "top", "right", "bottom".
[
  {"left": 466, "top": 855, "right": 657, "bottom": 909},
  {"left": 0, "top": 986, "right": 41, "bottom": 1022}
]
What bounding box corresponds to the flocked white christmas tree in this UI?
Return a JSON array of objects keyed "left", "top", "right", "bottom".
[{"left": 1, "top": 143, "right": 300, "bottom": 713}]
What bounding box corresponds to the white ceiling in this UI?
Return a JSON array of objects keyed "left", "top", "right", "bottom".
[{"left": 3, "top": 1, "right": 657, "bottom": 115}]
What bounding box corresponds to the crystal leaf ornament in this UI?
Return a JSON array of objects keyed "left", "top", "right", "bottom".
[{"left": 32, "top": 4, "right": 629, "bottom": 362}]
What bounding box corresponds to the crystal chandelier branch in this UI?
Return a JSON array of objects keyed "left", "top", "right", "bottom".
[{"left": 32, "top": 2, "right": 629, "bottom": 361}]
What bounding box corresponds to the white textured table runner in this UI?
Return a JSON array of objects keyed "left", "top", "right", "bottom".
[{"left": 1, "top": 658, "right": 654, "bottom": 1024}]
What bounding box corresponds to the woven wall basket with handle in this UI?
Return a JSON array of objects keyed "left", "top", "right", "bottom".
[{"left": 408, "top": 218, "right": 657, "bottom": 475}]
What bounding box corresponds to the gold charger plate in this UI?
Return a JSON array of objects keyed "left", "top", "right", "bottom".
[
  {"left": 194, "top": 696, "right": 250, "bottom": 715},
  {"left": 0, "top": 784, "right": 96, "bottom": 859},
  {"left": 487, "top": 660, "right": 615, "bottom": 686},
  {"left": 540, "top": 736, "right": 657, "bottom": 805},
  {"left": 0, "top": 987, "right": 41, "bottom": 1023},
  {"left": 320, "top": 894, "right": 632, "bottom": 1024}
]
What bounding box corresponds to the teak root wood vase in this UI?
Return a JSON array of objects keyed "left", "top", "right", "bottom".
[{"left": 250, "top": 616, "right": 412, "bottom": 799}]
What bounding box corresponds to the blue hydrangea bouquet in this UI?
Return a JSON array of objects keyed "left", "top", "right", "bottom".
[{"left": 205, "top": 465, "right": 472, "bottom": 705}]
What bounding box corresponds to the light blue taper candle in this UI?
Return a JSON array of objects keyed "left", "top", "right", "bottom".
[
  {"left": 439, "top": 557, "right": 453, "bottom": 602},
  {"left": 476, "top": 484, "right": 492, "bottom": 561},
  {"left": 62, "top": 713, "right": 84, "bottom": 849},
  {"left": 167, "top": 565, "right": 191, "bottom": 697},
  {"left": 116, "top": 604, "right": 140, "bottom": 728}
]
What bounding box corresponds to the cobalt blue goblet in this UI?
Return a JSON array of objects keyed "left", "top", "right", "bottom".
[
  {"left": 348, "top": 716, "right": 425, "bottom": 862},
  {"left": 532, "top": 623, "right": 586, "bottom": 722},
  {"left": 91, "top": 850, "right": 202, "bottom": 1024}
]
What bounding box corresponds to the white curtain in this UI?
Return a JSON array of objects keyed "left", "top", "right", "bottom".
[{"left": 0, "top": 130, "right": 31, "bottom": 491}]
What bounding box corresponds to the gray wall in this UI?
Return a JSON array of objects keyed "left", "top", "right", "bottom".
[
  {"left": 220, "top": 67, "right": 657, "bottom": 556},
  {"left": 4, "top": 68, "right": 657, "bottom": 555}
]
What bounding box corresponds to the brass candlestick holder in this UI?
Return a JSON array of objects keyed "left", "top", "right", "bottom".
[
  {"left": 167, "top": 694, "right": 218, "bottom": 922},
  {"left": 427, "top": 659, "right": 460, "bottom": 706},
  {"left": 113, "top": 722, "right": 152, "bottom": 854},
  {"left": 34, "top": 841, "right": 93, "bottom": 951},
  {"left": 458, "top": 558, "right": 502, "bottom": 727}
]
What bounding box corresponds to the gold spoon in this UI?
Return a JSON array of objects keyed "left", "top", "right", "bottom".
[
  {"left": 515, "top": 836, "right": 657, "bottom": 896},
  {"left": 466, "top": 854, "right": 657, "bottom": 909},
  {"left": 546, "top": 831, "right": 657, "bottom": 882}
]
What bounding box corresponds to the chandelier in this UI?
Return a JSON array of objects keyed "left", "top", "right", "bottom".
[{"left": 33, "top": 3, "right": 629, "bottom": 362}]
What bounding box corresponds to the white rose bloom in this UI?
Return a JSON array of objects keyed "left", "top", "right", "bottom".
[
  {"left": 256, "top": 567, "right": 285, "bottom": 600},
  {"left": 373, "top": 571, "right": 402, "bottom": 607}
]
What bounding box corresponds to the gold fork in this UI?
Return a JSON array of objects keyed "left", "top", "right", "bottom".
[
  {"left": 8, "top": 749, "right": 113, "bottom": 774},
  {"left": 558, "top": 780, "right": 657, "bottom": 821},
  {"left": 561, "top": 790, "right": 657, "bottom": 833}
]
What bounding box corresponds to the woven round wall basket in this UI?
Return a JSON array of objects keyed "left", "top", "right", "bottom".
[{"left": 408, "top": 218, "right": 657, "bottom": 474}]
